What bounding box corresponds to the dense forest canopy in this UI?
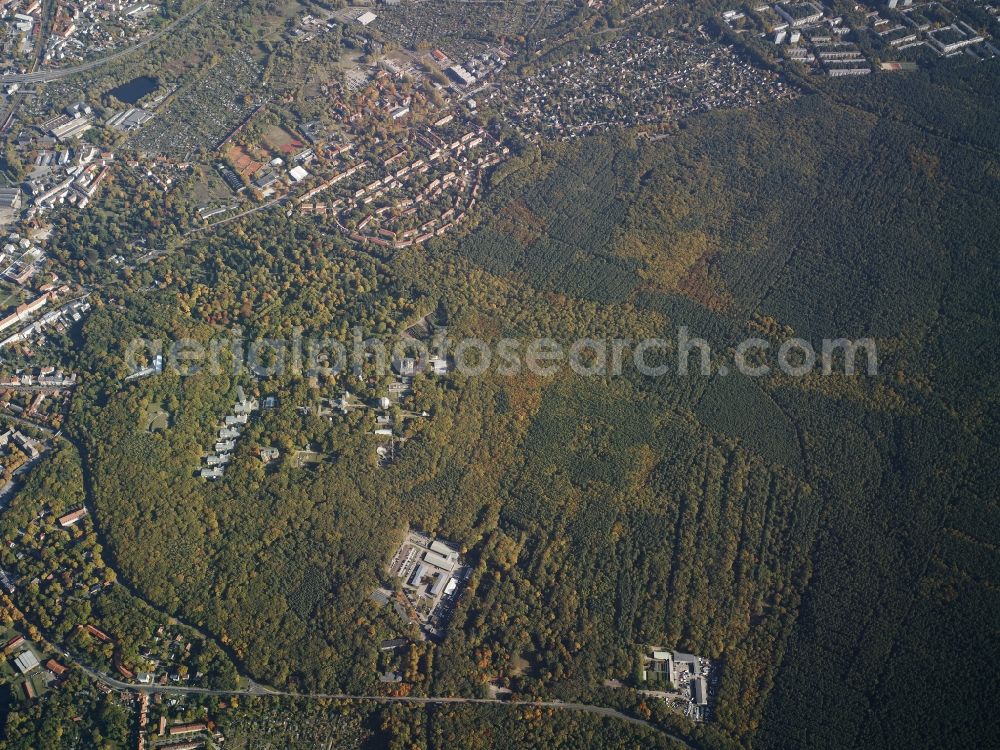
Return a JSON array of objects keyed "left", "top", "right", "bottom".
[
  {"left": 0, "top": 0, "right": 998, "bottom": 740},
  {"left": 10, "top": 60, "right": 985, "bottom": 749}
]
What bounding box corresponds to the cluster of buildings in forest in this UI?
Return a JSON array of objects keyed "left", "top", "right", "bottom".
[
  {"left": 0, "top": 291, "right": 90, "bottom": 349},
  {"left": 639, "top": 646, "right": 719, "bottom": 722},
  {"left": 2, "top": 630, "right": 68, "bottom": 702},
  {"left": 0, "top": 426, "right": 42, "bottom": 459},
  {"left": 0, "top": 426, "right": 46, "bottom": 490},
  {"left": 200, "top": 388, "right": 258, "bottom": 480},
  {"left": 382, "top": 530, "right": 470, "bottom": 639}
]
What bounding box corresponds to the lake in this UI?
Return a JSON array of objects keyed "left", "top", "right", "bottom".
[{"left": 107, "top": 76, "right": 159, "bottom": 105}]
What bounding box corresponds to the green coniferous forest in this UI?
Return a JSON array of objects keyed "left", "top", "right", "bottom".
[{"left": 1, "top": 46, "right": 997, "bottom": 750}]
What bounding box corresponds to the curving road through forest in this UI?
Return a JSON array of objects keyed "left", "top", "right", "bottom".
[{"left": 76, "top": 662, "right": 694, "bottom": 746}]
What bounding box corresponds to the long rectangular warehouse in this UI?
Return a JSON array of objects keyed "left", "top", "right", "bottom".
[
  {"left": 409, "top": 563, "right": 428, "bottom": 586},
  {"left": 423, "top": 550, "right": 456, "bottom": 571},
  {"left": 430, "top": 573, "right": 450, "bottom": 596},
  {"left": 429, "top": 540, "right": 457, "bottom": 558}
]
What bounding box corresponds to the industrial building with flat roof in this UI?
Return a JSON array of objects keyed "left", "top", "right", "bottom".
[
  {"left": 429, "top": 572, "right": 450, "bottom": 596},
  {"left": 422, "top": 550, "right": 456, "bottom": 571},
  {"left": 430, "top": 539, "right": 457, "bottom": 557},
  {"left": 692, "top": 675, "right": 708, "bottom": 705},
  {"left": 641, "top": 646, "right": 716, "bottom": 720},
  {"left": 13, "top": 650, "right": 39, "bottom": 674},
  {"left": 446, "top": 65, "right": 477, "bottom": 87},
  {"left": 106, "top": 108, "right": 154, "bottom": 132},
  {"left": 49, "top": 115, "right": 93, "bottom": 142},
  {"left": 386, "top": 530, "right": 470, "bottom": 638},
  {"left": 409, "top": 562, "right": 428, "bottom": 586}
]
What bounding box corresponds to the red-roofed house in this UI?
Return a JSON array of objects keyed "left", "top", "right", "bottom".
[
  {"left": 83, "top": 624, "right": 110, "bottom": 642},
  {"left": 3, "top": 634, "right": 24, "bottom": 652},
  {"left": 58, "top": 508, "right": 88, "bottom": 527},
  {"left": 169, "top": 722, "right": 208, "bottom": 736}
]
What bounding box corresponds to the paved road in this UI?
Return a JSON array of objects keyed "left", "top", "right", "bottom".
[
  {"left": 0, "top": 2, "right": 208, "bottom": 84},
  {"left": 77, "top": 664, "right": 691, "bottom": 745},
  {"left": 0, "top": 383, "right": 75, "bottom": 393},
  {"left": 135, "top": 194, "right": 288, "bottom": 263},
  {"left": 182, "top": 194, "right": 288, "bottom": 238},
  {"left": 0, "top": 454, "right": 45, "bottom": 505},
  {"left": 0, "top": 0, "right": 53, "bottom": 128},
  {"left": 0, "top": 411, "right": 57, "bottom": 437}
]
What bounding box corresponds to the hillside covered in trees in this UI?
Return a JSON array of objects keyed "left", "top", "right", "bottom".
[{"left": 7, "top": 58, "right": 997, "bottom": 750}]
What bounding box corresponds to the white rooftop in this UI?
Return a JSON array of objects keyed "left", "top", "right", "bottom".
[{"left": 14, "top": 650, "right": 39, "bottom": 674}]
